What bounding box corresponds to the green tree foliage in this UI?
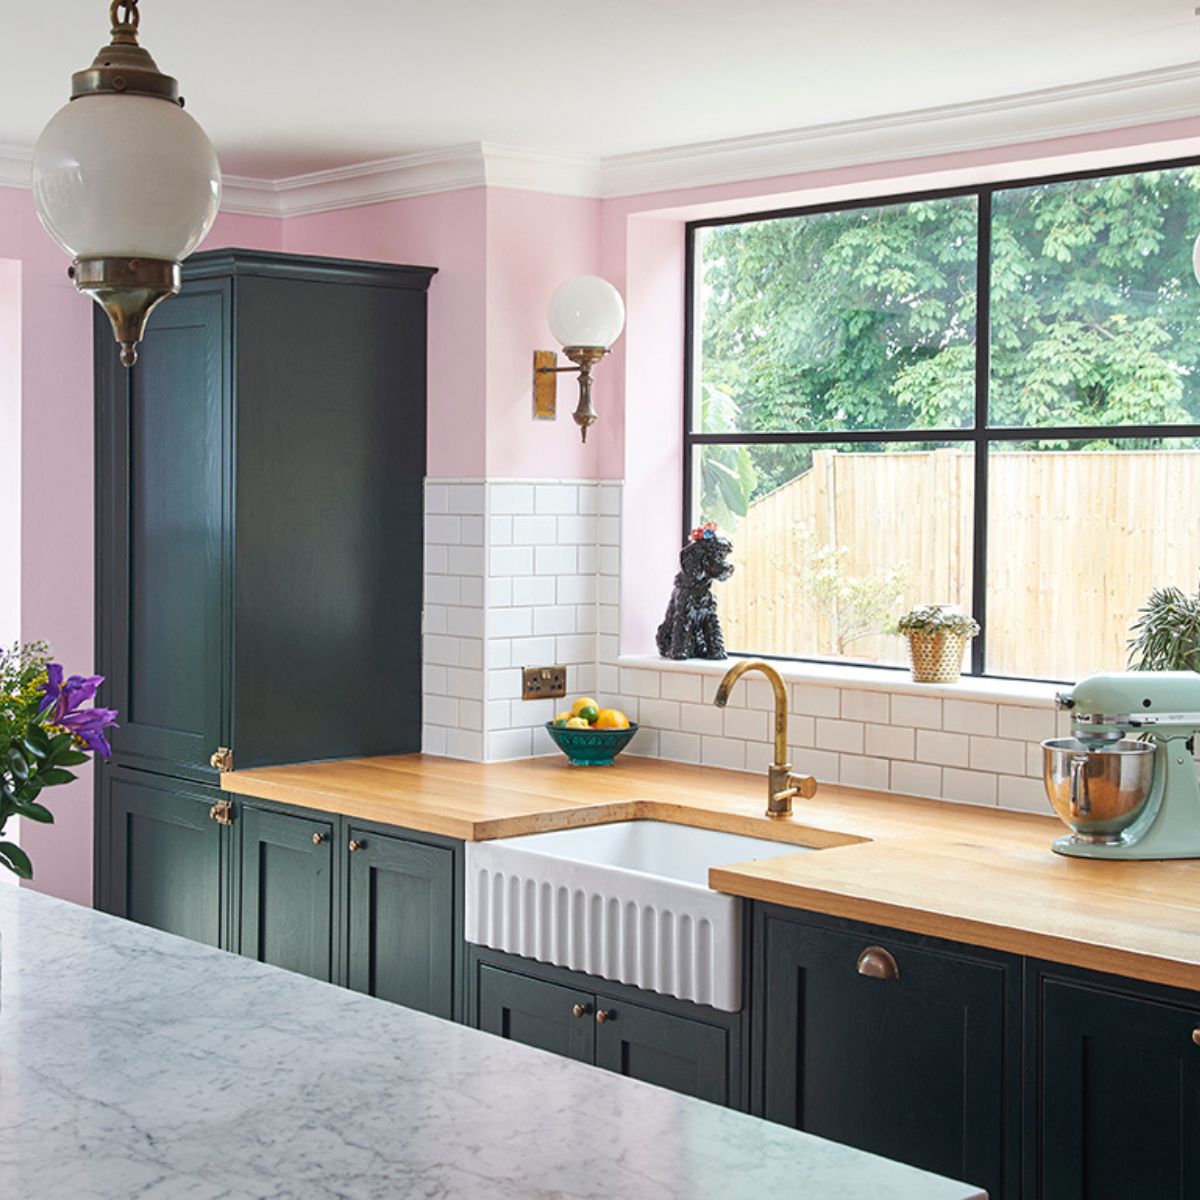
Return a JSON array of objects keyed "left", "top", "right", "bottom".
[{"left": 696, "top": 167, "right": 1200, "bottom": 502}]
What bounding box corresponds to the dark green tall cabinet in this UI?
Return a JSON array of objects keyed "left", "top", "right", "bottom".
[{"left": 95, "top": 249, "right": 436, "bottom": 942}]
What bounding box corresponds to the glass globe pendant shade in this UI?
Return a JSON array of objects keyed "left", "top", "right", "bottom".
[
  {"left": 33, "top": 95, "right": 220, "bottom": 262},
  {"left": 547, "top": 275, "right": 626, "bottom": 350},
  {"left": 31, "top": 1, "right": 222, "bottom": 366}
]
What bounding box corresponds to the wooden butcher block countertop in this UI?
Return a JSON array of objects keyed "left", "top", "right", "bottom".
[{"left": 222, "top": 753, "right": 1200, "bottom": 994}]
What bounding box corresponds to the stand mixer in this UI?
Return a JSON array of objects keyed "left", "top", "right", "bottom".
[{"left": 1043, "top": 671, "right": 1200, "bottom": 859}]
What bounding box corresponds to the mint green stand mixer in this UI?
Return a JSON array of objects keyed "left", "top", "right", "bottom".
[{"left": 1043, "top": 671, "right": 1200, "bottom": 859}]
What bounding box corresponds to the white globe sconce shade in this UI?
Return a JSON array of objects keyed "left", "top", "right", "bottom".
[
  {"left": 547, "top": 275, "right": 626, "bottom": 351},
  {"left": 534, "top": 275, "right": 626, "bottom": 443},
  {"left": 31, "top": 0, "right": 222, "bottom": 366}
]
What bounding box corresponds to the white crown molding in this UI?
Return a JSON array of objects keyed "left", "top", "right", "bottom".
[
  {"left": 3, "top": 61, "right": 1200, "bottom": 218},
  {"left": 598, "top": 60, "right": 1200, "bottom": 198}
]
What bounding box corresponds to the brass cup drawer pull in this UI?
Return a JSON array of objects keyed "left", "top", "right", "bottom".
[
  {"left": 311, "top": 832, "right": 327, "bottom": 846},
  {"left": 595, "top": 1009, "right": 614, "bottom": 1024},
  {"left": 348, "top": 839, "right": 366, "bottom": 853},
  {"left": 1192, "top": 1028, "right": 1200, "bottom": 1047},
  {"left": 857, "top": 946, "right": 900, "bottom": 981},
  {"left": 571, "top": 1003, "right": 591, "bottom": 1019}
]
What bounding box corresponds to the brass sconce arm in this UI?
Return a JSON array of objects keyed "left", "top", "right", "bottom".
[{"left": 532, "top": 346, "right": 609, "bottom": 442}]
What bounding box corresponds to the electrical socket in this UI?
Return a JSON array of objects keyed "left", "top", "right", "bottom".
[{"left": 522, "top": 665, "right": 567, "bottom": 701}]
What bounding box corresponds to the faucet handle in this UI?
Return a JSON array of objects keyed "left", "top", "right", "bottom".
[{"left": 790, "top": 773, "right": 818, "bottom": 800}]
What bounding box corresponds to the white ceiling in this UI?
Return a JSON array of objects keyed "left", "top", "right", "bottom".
[{"left": 4, "top": 0, "right": 1200, "bottom": 179}]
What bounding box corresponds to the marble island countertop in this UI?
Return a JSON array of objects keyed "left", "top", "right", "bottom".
[
  {"left": 222, "top": 753, "right": 1200, "bottom": 992},
  {"left": 0, "top": 887, "right": 983, "bottom": 1200}
]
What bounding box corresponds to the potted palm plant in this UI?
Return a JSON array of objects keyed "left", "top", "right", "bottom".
[
  {"left": 895, "top": 606, "right": 980, "bottom": 683},
  {"left": 1127, "top": 583, "right": 1200, "bottom": 671}
]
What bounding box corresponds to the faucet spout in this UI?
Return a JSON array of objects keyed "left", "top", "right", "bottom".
[{"left": 713, "top": 659, "right": 818, "bottom": 818}]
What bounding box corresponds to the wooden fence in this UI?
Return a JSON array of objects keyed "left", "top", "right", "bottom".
[{"left": 718, "top": 448, "right": 1200, "bottom": 681}]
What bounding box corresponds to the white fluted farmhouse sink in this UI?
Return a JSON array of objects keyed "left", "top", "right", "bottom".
[{"left": 465, "top": 820, "right": 812, "bottom": 1011}]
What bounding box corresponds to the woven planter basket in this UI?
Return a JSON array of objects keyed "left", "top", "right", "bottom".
[{"left": 905, "top": 630, "right": 970, "bottom": 683}]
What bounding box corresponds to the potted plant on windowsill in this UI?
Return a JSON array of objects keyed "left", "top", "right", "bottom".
[{"left": 895, "top": 606, "right": 980, "bottom": 684}]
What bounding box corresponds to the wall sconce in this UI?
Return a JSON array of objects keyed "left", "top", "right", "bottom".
[{"left": 533, "top": 275, "right": 625, "bottom": 442}]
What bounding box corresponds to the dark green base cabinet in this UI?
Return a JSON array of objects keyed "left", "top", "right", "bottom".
[
  {"left": 1027, "top": 961, "right": 1200, "bottom": 1200},
  {"left": 99, "top": 767, "right": 228, "bottom": 949},
  {"left": 469, "top": 947, "right": 744, "bottom": 1108},
  {"left": 98, "top": 782, "right": 463, "bottom": 1020},
  {"left": 752, "top": 905, "right": 1021, "bottom": 1200}
]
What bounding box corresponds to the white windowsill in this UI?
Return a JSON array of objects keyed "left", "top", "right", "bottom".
[{"left": 617, "top": 653, "right": 1061, "bottom": 708}]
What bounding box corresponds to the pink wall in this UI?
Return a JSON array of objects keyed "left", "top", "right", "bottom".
[
  {"left": 0, "top": 258, "right": 20, "bottom": 648},
  {"left": 283, "top": 190, "right": 488, "bottom": 479},
  {"left": 483, "top": 189, "right": 605, "bottom": 478}
]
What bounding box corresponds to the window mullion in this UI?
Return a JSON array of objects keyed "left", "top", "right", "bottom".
[{"left": 970, "top": 189, "right": 993, "bottom": 677}]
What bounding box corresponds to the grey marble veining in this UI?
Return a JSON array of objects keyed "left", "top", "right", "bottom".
[{"left": 0, "top": 888, "right": 985, "bottom": 1199}]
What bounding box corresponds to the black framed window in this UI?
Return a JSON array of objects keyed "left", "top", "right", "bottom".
[{"left": 685, "top": 158, "right": 1200, "bottom": 681}]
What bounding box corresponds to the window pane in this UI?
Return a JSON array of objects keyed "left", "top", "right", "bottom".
[
  {"left": 990, "top": 167, "right": 1200, "bottom": 428},
  {"left": 985, "top": 440, "right": 1200, "bottom": 680},
  {"left": 692, "top": 195, "right": 979, "bottom": 436},
  {"left": 693, "top": 443, "right": 973, "bottom": 665}
]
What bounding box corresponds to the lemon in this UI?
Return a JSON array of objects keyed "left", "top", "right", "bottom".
[
  {"left": 570, "top": 696, "right": 598, "bottom": 717},
  {"left": 553, "top": 712, "right": 571, "bottom": 727},
  {"left": 565, "top": 716, "right": 591, "bottom": 729}
]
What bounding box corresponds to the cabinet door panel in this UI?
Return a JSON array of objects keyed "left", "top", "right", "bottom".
[
  {"left": 96, "top": 286, "right": 231, "bottom": 780},
  {"left": 1038, "top": 974, "right": 1200, "bottom": 1200},
  {"left": 239, "top": 805, "right": 334, "bottom": 982},
  {"left": 346, "top": 830, "right": 454, "bottom": 1018},
  {"left": 477, "top": 964, "right": 594, "bottom": 1063},
  {"left": 103, "top": 769, "right": 224, "bottom": 947},
  {"left": 761, "top": 916, "right": 1010, "bottom": 1200},
  {"left": 594, "top": 997, "right": 730, "bottom": 1104}
]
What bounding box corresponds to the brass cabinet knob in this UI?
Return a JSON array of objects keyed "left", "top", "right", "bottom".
[
  {"left": 348, "top": 839, "right": 366, "bottom": 853},
  {"left": 856, "top": 946, "right": 900, "bottom": 981},
  {"left": 312, "top": 832, "right": 327, "bottom": 845},
  {"left": 572, "top": 1003, "right": 591, "bottom": 1019},
  {"left": 595, "top": 1009, "right": 614, "bottom": 1024},
  {"left": 1192, "top": 1028, "right": 1200, "bottom": 1047},
  {"left": 209, "top": 746, "right": 233, "bottom": 772}
]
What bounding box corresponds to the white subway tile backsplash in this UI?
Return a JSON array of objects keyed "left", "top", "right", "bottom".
[
  {"left": 447, "top": 606, "right": 484, "bottom": 638},
  {"left": 722, "top": 706, "right": 770, "bottom": 742},
  {"left": 574, "top": 606, "right": 598, "bottom": 634},
  {"left": 998, "top": 773, "right": 1050, "bottom": 814},
  {"left": 597, "top": 515, "right": 621, "bottom": 545},
  {"left": 445, "top": 667, "right": 484, "bottom": 701},
  {"left": 533, "top": 606, "right": 576, "bottom": 636},
  {"left": 599, "top": 484, "right": 621, "bottom": 515},
  {"left": 815, "top": 717, "right": 865, "bottom": 755},
  {"left": 640, "top": 698, "right": 682, "bottom": 730},
  {"left": 942, "top": 766, "right": 998, "bottom": 806},
  {"left": 424, "top": 635, "right": 460, "bottom": 667},
  {"left": 425, "top": 575, "right": 459, "bottom": 606},
  {"left": 512, "top": 575, "right": 556, "bottom": 606},
  {"left": 490, "top": 607, "right": 533, "bottom": 639},
  {"left": 891, "top": 693, "right": 942, "bottom": 729},
  {"left": 446, "top": 483, "right": 485, "bottom": 514},
  {"left": 513, "top": 514, "right": 558, "bottom": 545},
  {"left": 425, "top": 514, "right": 460, "bottom": 545},
  {"left": 425, "top": 484, "right": 449, "bottom": 514},
  {"left": 796, "top": 747, "right": 840, "bottom": 782},
  {"left": 840, "top": 690, "right": 890, "bottom": 724},
  {"left": 447, "top": 546, "right": 484, "bottom": 576},
  {"left": 865, "top": 723, "right": 915, "bottom": 761},
  {"left": 485, "top": 640, "right": 511, "bottom": 670},
  {"left": 425, "top": 695, "right": 458, "bottom": 727},
  {"left": 460, "top": 516, "right": 484, "bottom": 546},
  {"left": 789, "top": 715, "right": 817, "bottom": 748},
  {"left": 490, "top": 483, "right": 534, "bottom": 514},
  {"left": 487, "top": 728, "right": 533, "bottom": 760},
  {"left": 535, "top": 545, "right": 576, "bottom": 575},
  {"left": 557, "top": 515, "right": 596, "bottom": 545},
  {"left": 557, "top": 574, "right": 597, "bottom": 605},
  {"left": 424, "top": 606, "right": 448, "bottom": 635},
  {"left": 490, "top": 546, "right": 535, "bottom": 577},
  {"left": 556, "top": 635, "right": 596, "bottom": 665},
  {"left": 444, "top": 728, "right": 485, "bottom": 760},
  {"left": 459, "top": 639, "right": 483, "bottom": 670},
  {"left": 998, "top": 704, "right": 1057, "bottom": 743},
  {"left": 510, "top": 636, "right": 557, "bottom": 664},
  {"left": 679, "top": 702, "right": 724, "bottom": 737},
  {"left": 839, "top": 755, "right": 889, "bottom": 791},
  {"left": 791, "top": 684, "right": 840, "bottom": 718},
  {"left": 458, "top": 699, "right": 484, "bottom": 731},
  {"left": 891, "top": 760, "right": 941, "bottom": 797},
  {"left": 915, "top": 729, "right": 969, "bottom": 768},
  {"left": 660, "top": 672, "right": 703, "bottom": 704},
  {"left": 942, "top": 698, "right": 997, "bottom": 737},
  {"left": 425, "top": 545, "right": 448, "bottom": 574},
  {"left": 968, "top": 735, "right": 1029, "bottom": 776},
  {"left": 488, "top": 515, "right": 513, "bottom": 546},
  {"left": 422, "top": 724, "right": 447, "bottom": 755},
  {"left": 597, "top": 663, "right": 620, "bottom": 693},
  {"left": 534, "top": 484, "right": 577, "bottom": 514},
  {"left": 620, "top": 667, "right": 662, "bottom": 698},
  {"left": 701, "top": 735, "right": 746, "bottom": 771},
  {"left": 659, "top": 730, "right": 701, "bottom": 764},
  {"left": 486, "top": 576, "right": 513, "bottom": 607},
  {"left": 487, "top": 668, "right": 522, "bottom": 700}
]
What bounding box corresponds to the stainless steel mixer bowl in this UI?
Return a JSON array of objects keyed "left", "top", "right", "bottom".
[{"left": 1042, "top": 738, "right": 1157, "bottom": 843}]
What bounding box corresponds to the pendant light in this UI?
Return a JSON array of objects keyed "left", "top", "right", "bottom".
[{"left": 32, "top": 1, "right": 221, "bottom": 366}]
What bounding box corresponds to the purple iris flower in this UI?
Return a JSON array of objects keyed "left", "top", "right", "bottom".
[{"left": 39, "top": 663, "right": 119, "bottom": 758}]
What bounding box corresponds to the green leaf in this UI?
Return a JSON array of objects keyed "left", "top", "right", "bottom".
[
  {"left": 48, "top": 734, "right": 73, "bottom": 755},
  {"left": 0, "top": 841, "right": 32, "bottom": 880},
  {"left": 54, "top": 750, "right": 90, "bottom": 768},
  {"left": 23, "top": 725, "right": 51, "bottom": 760},
  {"left": 37, "top": 768, "right": 76, "bottom": 787},
  {"left": 6, "top": 747, "right": 28, "bottom": 782},
  {"left": 12, "top": 799, "right": 53, "bottom": 824}
]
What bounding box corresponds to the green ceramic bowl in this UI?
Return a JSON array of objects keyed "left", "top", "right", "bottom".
[{"left": 545, "top": 721, "right": 639, "bottom": 766}]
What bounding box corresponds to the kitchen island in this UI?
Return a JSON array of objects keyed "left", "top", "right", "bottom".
[{"left": 0, "top": 887, "right": 984, "bottom": 1199}]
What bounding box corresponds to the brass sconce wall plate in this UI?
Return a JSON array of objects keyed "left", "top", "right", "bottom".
[{"left": 533, "top": 350, "right": 558, "bottom": 419}]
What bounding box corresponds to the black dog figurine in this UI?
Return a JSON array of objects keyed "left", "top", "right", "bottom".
[{"left": 656, "top": 523, "right": 735, "bottom": 660}]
